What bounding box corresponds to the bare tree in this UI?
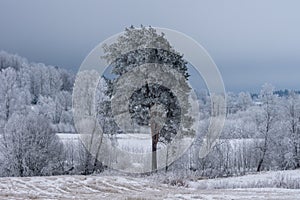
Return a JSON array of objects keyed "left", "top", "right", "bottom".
[
  {"left": 253, "top": 84, "right": 278, "bottom": 172},
  {"left": 0, "top": 112, "right": 63, "bottom": 177},
  {"left": 283, "top": 91, "right": 300, "bottom": 168}
]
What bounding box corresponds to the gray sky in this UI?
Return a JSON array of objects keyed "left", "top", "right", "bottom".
[{"left": 0, "top": 0, "right": 300, "bottom": 92}]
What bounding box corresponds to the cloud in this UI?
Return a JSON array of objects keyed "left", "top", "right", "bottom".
[{"left": 0, "top": 0, "right": 299, "bottom": 92}]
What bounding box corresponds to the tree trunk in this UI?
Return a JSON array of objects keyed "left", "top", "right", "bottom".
[
  {"left": 165, "top": 145, "right": 169, "bottom": 173},
  {"left": 84, "top": 152, "right": 91, "bottom": 175},
  {"left": 92, "top": 134, "right": 103, "bottom": 173},
  {"left": 257, "top": 158, "right": 263, "bottom": 172},
  {"left": 151, "top": 121, "right": 159, "bottom": 172},
  {"left": 257, "top": 148, "right": 266, "bottom": 172},
  {"left": 295, "top": 144, "right": 300, "bottom": 168}
]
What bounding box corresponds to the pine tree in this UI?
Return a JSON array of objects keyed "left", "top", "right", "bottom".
[{"left": 100, "top": 26, "right": 192, "bottom": 172}]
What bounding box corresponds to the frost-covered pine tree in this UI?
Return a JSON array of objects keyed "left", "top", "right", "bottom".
[{"left": 101, "top": 26, "right": 192, "bottom": 172}]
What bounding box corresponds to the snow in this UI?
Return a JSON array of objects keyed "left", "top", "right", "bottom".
[
  {"left": 57, "top": 133, "right": 80, "bottom": 140},
  {"left": 189, "top": 169, "right": 300, "bottom": 190},
  {"left": 114, "top": 133, "right": 152, "bottom": 152},
  {"left": 1, "top": 170, "right": 300, "bottom": 199}
]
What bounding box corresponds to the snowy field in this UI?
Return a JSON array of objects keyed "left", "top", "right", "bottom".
[
  {"left": 58, "top": 133, "right": 162, "bottom": 153},
  {"left": 1, "top": 170, "right": 300, "bottom": 199}
]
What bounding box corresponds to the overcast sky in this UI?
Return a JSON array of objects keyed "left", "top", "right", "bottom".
[{"left": 0, "top": 0, "right": 299, "bottom": 92}]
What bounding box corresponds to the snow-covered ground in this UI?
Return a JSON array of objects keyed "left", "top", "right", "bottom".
[
  {"left": 58, "top": 133, "right": 160, "bottom": 153},
  {"left": 1, "top": 170, "right": 300, "bottom": 199}
]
